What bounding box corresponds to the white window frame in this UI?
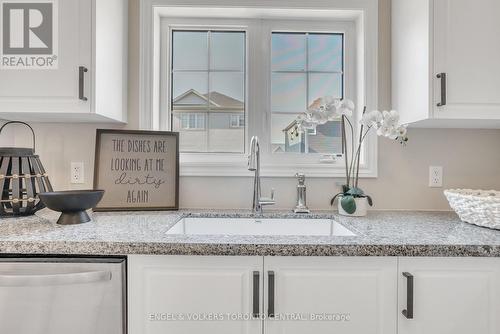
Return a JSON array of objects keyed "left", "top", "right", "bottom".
[
  {"left": 230, "top": 114, "right": 245, "bottom": 128},
  {"left": 180, "top": 113, "right": 206, "bottom": 130},
  {"left": 140, "top": 0, "right": 379, "bottom": 177}
]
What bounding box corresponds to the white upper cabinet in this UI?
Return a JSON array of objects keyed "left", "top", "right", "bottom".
[
  {"left": 0, "top": 0, "right": 127, "bottom": 123},
  {"left": 398, "top": 257, "right": 500, "bottom": 334},
  {"left": 392, "top": 0, "right": 500, "bottom": 128},
  {"left": 264, "top": 257, "right": 398, "bottom": 334}
]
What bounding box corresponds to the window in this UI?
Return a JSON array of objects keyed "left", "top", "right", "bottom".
[
  {"left": 171, "top": 30, "right": 246, "bottom": 153},
  {"left": 180, "top": 113, "right": 205, "bottom": 130},
  {"left": 230, "top": 114, "right": 245, "bottom": 128},
  {"left": 169, "top": 27, "right": 344, "bottom": 156},
  {"left": 150, "top": 5, "right": 378, "bottom": 176},
  {"left": 271, "top": 32, "right": 343, "bottom": 155}
]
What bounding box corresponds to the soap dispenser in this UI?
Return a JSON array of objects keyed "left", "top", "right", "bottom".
[{"left": 294, "top": 173, "right": 310, "bottom": 214}]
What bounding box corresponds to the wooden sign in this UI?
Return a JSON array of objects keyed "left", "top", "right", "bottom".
[{"left": 93, "top": 129, "right": 179, "bottom": 211}]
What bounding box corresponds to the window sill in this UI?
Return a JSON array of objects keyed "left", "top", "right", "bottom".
[{"left": 179, "top": 153, "right": 377, "bottom": 178}]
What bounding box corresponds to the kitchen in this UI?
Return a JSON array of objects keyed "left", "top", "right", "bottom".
[{"left": 1, "top": 0, "right": 500, "bottom": 333}]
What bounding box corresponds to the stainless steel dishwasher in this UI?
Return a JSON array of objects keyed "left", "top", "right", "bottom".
[{"left": 0, "top": 257, "right": 125, "bottom": 334}]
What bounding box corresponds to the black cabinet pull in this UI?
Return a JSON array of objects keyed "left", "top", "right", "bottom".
[
  {"left": 252, "top": 271, "right": 260, "bottom": 318},
  {"left": 402, "top": 272, "right": 414, "bottom": 319},
  {"left": 436, "top": 72, "right": 446, "bottom": 107},
  {"left": 268, "top": 271, "right": 275, "bottom": 318},
  {"left": 79, "top": 66, "right": 88, "bottom": 101}
]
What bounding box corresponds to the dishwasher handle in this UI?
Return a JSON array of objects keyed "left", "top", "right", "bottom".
[{"left": 0, "top": 270, "right": 112, "bottom": 287}]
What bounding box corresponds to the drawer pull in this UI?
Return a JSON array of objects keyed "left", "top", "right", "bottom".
[
  {"left": 402, "top": 272, "right": 414, "bottom": 319},
  {"left": 436, "top": 72, "right": 447, "bottom": 107},
  {"left": 252, "top": 271, "right": 260, "bottom": 318},
  {"left": 268, "top": 271, "right": 275, "bottom": 318},
  {"left": 79, "top": 66, "right": 88, "bottom": 101}
]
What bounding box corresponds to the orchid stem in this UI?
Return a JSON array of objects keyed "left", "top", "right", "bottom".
[
  {"left": 353, "top": 124, "right": 373, "bottom": 188},
  {"left": 341, "top": 115, "right": 350, "bottom": 188},
  {"left": 343, "top": 116, "right": 355, "bottom": 188},
  {"left": 355, "top": 106, "right": 367, "bottom": 188}
]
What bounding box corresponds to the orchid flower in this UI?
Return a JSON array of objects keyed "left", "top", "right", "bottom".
[
  {"left": 361, "top": 109, "right": 408, "bottom": 144},
  {"left": 292, "top": 96, "right": 409, "bottom": 215},
  {"left": 296, "top": 97, "right": 355, "bottom": 133}
]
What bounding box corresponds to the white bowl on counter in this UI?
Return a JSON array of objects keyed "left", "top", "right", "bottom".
[{"left": 444, "top": 189, "right": 500, "bottom": 230}]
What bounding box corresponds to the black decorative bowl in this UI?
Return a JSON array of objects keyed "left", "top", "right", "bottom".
[{"left": 38, "top": 190, "right": 105, "bottom": 225}]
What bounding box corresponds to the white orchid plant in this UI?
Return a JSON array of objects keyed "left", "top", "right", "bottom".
[{"left": 295, "top": 96, "right": 408, "bottom": 214}]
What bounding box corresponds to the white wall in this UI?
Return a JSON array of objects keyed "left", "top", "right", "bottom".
[{"left": 1, "top": 0, "right": 499, "bottom": 211}]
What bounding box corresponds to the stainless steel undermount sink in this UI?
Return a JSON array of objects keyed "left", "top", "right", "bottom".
[{"left": 166, "top": 217, "right": 355, "bottom": 236}]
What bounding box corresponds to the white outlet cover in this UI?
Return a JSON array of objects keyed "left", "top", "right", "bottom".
[
  {"left": 71, "top": 162, "right": 85, "bottom": 184},
  {"left": 429, "top": 166, "right": 443, "bottom": 188}
]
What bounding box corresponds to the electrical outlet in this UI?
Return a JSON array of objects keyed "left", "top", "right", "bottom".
[
  {"left": 429, "top": 166, "right": 443, "bottom": 188},
  {"left": 71, "top": 162, "right": 84, "bottom": 184}
]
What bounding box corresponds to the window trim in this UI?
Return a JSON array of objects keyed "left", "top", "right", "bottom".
[
  {"left": 140, "top": 0, "right": 379, "bottom": 177},
  {"left": 180, "top": 113, "right": 206, "bottom": 130},
  {"left": 230, "top": 114, "right": 245, "bottom": 128}
]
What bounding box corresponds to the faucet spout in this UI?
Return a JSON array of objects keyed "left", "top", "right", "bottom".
[
  {"left": 248, "top": 136, "right": 259, "bottom": 171},
  {"left": 248, "top": 136, "right": 275, "bottom": 214}
]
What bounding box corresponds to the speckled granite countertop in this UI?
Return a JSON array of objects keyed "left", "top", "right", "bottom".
[{"left": 0, "top": 209, "right": 500, "bottom": 257}]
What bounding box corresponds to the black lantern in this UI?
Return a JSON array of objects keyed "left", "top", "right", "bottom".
[{"left": 0, "top": 121, "right": 53, "bottom": 216}]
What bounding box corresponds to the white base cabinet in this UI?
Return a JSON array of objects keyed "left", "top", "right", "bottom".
[
  {"left": 128, "top": 256, "right": 396, "bottom": 334},
  {"left": 392, "top": 0, "right": 500, "bottom": 128},
  {"left": 399, "top": 257, "right": 500, "bottom": 334},
  {"left": 264, "top": 257, "right": 397, "bottom": 334},
  {"left": 128, "top": 255, "right": 500, "bottom": 334},
  {"left": 128, "top": 256, "right": 262, "bottom": 334}
]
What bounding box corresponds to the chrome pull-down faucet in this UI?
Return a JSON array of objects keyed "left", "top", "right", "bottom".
[{"left": 248, "top": 136, "right": 275, "bottom": 214}]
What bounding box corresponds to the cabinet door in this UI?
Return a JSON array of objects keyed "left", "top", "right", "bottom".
[
  {"left": 0, "top": 0, "right": 91, "bottom": 113},
  {"left": 264, "top": 257, "right": 397, "bottom": 334},
  {"left": 433, "top": 0, "right": 500, "bottom": 119},
  {"left": 399, "top": 257, "right": 500, "bottom": 334},
  {"left": 128, "top": 255, "right": 263, "bottom": 334}
]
